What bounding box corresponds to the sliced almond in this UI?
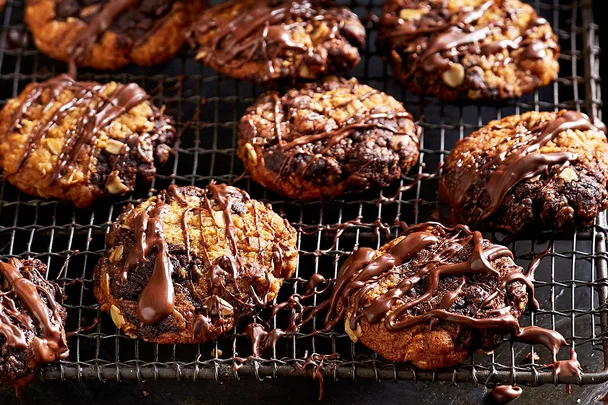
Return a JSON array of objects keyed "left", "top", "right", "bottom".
[
  {"left": 105, "top": 139, "right": 125, "bottom": 155},
  {"left": 399, "top": 8, "right": 427, "bottom": 20},
  {"left": 344, "top": 317, "right": 362, "bottom": 342},
  {"left": 109, "top": 245, "right": 124, "bottom": 262},
  {"left": 217, "top": 297, "right": 234, "bottom": 317},
  {"left": 110, "top": 304, "right": 124, "bottom": 328},
  {"left": 244, "top": 143, "right": 258, "bottom": 166},
  {"left": 46, "top": 138, "right": 63, "bottom": 155}
]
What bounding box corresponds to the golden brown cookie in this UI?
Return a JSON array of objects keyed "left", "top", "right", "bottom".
[
  {"left": 0, "top": 258, "right": 68, "bottom": 388},
  {"left": 0, "top": 74, "right": 176, "bottom": 208},
  {"left": 189, "top": 0, "right": 365, "bottom": 82},
  {"left": 25, "top": 0, "right": 204, "bottom": 72},
  {"left": 238, "top": 77, "right": 420, "bottom": 200},
  {"left": 324, "top": 222, "right": 529, "bottom": 369},
  {"left": 93, "top": 184, "right": 298, "bottom": 344},
  {"left": 378, "top": 0, "right": 559, "bottom": 100},
  {"left": 439, "top": 110, "right": 608, "bottom": 234}
]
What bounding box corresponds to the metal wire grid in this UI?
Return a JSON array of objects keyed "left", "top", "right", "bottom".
[{"left": 0, "top": 0, "right": 606, "bottom": 387}]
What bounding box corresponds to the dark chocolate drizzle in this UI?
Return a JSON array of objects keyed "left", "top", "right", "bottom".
[
  {"left": 194, "top": 0, "right": 360, "bottom": 77},
  {"left": 66, "top": 0, "right": 142, "bottom": 76},
  {"left": 380, "top": 0, "right": 558, "bottom": 78},
  {"left": 264, "top": 91, "right": 418, "bottom": 181},
  {"left": 439, "top": 110, "right": 607, "bottom": 225},
  {"left": 246, "top": 222, "right": 577, "bottom": 376},
  {"left": 491, "top": 385, "right": 522, "bottom": 404},
  {"left": 122, "top": 184, "right": 280, "bottom": 332},
  {"left": 7, "top": 74, "right": 155, "bottom": 187},
  {"left": 0, "top": 259, "right": 69, "bottom": 364}
]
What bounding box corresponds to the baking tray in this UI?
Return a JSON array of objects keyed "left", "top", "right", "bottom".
[{"left": 0, "top": 0, "right": 606, "bottom": 389}]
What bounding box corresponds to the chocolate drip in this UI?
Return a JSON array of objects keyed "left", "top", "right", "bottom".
[
  {"left": 67, "top": 0, "right": 142, "bottom": 76},
  {"left": 317, "top": 222, "right": 578, "bottom": 362},
  {"left": 0, "top": 259, "right": 68, "bottom": 364},
  {"left": 195, "top": 0, "right": 357, "bottom": 76},
  {"left": 491, "top": 385, "right": 522, "bottom": 403},
  {"left": 244, "top": 222, "right": 577, "bottom": 377},
  {"left": 7, "top": 74, "right": 155, "bottom": 187},
  {"left": 279, "top": 111, "right": 415, "bottom": 152},
  {"left": 123, "top": 198, "right": 174, "bottom": 324},
  {"left": 244, "top": 323, "right": 285, "bottom": 357},
  {"left": 441, "top": 110, "right": 606, "bottom": 224},
  {"left": 381, "top": 0, "right": 558, "bottom": 77},
  {"left": 162, "top": 184, "right": 279, "bottom": 335}
]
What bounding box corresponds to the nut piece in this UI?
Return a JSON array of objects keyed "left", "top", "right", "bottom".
[
  {"left": 108, "top": 245, "right": 124, "bottom": 262},
  {"left": 344, "top": 317, "right": 362, "bottom": 342},
  {"left": 217, "top": 297, "right": 234, "bottom": 317},
  {"left": 105, "top": 171, "right": 130, "bottom": 194},
  {"left": 244, "top": 143, "right": 258, "bottom": 166},
  {"left": 110, "top": 304, "right": 124, "bottom": 328},
  {"left": 399, "top": 8, "right": 427, "bottom": 20},
  {"left": 441, "top": 63, "right": 465, "bottom": 88},
  {"left": 390, "top": 134, "right": 411, "bottom": 149},
  {"left": 105, "top": 139, "right": 125, "bottom": 155},
  {"left": 559, "top": 167, "right": 579, "bottom": 183},
  {"left": 203, "top": 296, "right": 234, "bottom": 317},
  {"left": 45, "top": 138, "right": 63, "bottom": 155}
]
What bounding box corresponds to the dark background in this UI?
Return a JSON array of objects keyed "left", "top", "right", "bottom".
[{"left": 0, "top": 1, "right": 606, "bottom": 404}]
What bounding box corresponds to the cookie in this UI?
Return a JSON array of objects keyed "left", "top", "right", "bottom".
[
  {"left": 238, "top": 77, "right": 420, "bottom": 200},
  {"left": 0, "top": 258, "right": 69, "bottom": 387},
  {"left": 25, "top": 0, "right": 204, "bottom": 72},
  {"left": 439, "top": 110, "right": 608, "bottom": 234},
  {"left": 325, "top": 222, "right": 529, "bottom": 369},
  {"left": 189, "top": 0, "right": 365, "bottom": 82},
  {"left": 93, "top": 184, "right": 298, "bottom": 344},
  {"left": 0, "top": 74, "right": 176, "bottom": 208},
  {"left": 378, "top": 0, "right": 560, "bottom": 100}
]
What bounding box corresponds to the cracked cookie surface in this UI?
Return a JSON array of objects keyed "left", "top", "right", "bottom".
[
  {"left": 0, "top": 74, "right": 176, "bottom": 208},
  {"left": 439, "top": 110, "right": 608, "bottom": 234},
  {"left": 238, "top": 77, "right": 420, "bottom": 200},
  {"left": 378, "top": 0, "right": 559, "bottom": 100},
  {"left": 25, "top": 0, "right": 204, "bottom": 71},
  {"left": 189, "top": 0, "right": 365, "bottom": 82},
  {"left": 0, "top": 258, "right": 68, "bottom": 386},
  {"left": 93, "top": 184, "right": 298, "bottom": 344},
  {"left": 328, "top": 222, "right": 528, "bottom": 369}
]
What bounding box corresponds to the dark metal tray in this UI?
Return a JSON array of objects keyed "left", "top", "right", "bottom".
[{"left": 0, "top": 0, "right": 606, "bottom": 388}]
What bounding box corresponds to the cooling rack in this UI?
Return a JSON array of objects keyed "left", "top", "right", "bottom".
[{"left": 0, "top": 0, "right": 606, "bottom": 389}]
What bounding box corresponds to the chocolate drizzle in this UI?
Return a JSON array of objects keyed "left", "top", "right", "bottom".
[
  {"left": 264, "top": 90, "right": 418, "bottom": 182},
  {"left": 66, "top": 0, "right": 142, "bottom": 76},
  {"left": 440, "top": 110, "right": 606, "bottom": 226},
  {"left": 0, "top": 259, "right": 69, "bottom": 364},
  {"left": 246, "top": 222, "right": 577, "bottom": 376},
  {"left": 380, "top": 0, "right": 559, "bottom": 78},
  {"left": 7, "top": 74, "right": 156, "bottom": 189},
  {"left": 194, "top": 0, "right": 360, "bottom": 77},
  {"left": 121, "top": 184, "right": 287, "bottom": 335}
]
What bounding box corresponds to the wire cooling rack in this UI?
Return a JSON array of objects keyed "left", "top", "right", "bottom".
[{"left": 0, "top": 0, "right": 606, "bottom": 388}]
